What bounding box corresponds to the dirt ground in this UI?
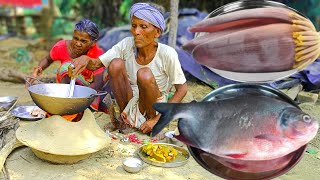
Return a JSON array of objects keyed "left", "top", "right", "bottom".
[{"left": 0, "top": 38, "right": 319, "bottom": 179}]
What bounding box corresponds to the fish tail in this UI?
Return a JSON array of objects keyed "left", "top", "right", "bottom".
[{"left": 151, "top": 102, "right": 176, "bottom": 137}]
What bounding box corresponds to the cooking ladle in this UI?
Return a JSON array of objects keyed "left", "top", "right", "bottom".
[{"left": 68, "top": 64, "right": 76, "bottom": 98}]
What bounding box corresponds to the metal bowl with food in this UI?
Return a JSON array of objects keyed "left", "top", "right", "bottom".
[
  {"left": 187, "top": 83, "right": 307, "bottom": 179},
  {"left": 11, "top": 105, "right": 45, "bottom": 121},
  {"left": 122, "top": 157, "right": 143, "bottom": 173},
  {"left": 137, "top": 143, "right": 189, "bottom": 168},
  {"left": 26, "top": 78, "right": 108, "bottom": 115}
]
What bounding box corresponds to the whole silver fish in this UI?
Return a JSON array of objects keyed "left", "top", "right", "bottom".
[{"left": 152, "top": 96, "right": 318, "bottom": 160}]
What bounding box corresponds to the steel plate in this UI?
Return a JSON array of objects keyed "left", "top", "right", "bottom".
[
  {"left": 11, "top": 106, "right": 45, "bottom": 120},
  {"left": 137, "top": 143, "right": 190, "bottom": 168}
]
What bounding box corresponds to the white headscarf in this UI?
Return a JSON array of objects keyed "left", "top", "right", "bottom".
[{"left": 130, "top": 3, "right": 165, "bottom": 32}]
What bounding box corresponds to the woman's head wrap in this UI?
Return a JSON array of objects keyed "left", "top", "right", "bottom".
[
  {"left": 130, "top": 3, "right": 165, "bottom": 32},
  {"left": 74, "top": 19, "right": 99, "bottom": 41}
]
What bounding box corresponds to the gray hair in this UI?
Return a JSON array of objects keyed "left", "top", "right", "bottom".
[{"left": 74, "top": 19, "right": 99, "bottom": 41}]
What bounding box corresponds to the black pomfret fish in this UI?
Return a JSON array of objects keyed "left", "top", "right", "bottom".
[{"left": 152, "top": 96, "right": 318, "bottom": 160}]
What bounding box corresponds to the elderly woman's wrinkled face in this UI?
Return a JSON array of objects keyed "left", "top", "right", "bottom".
[
  {"left": 71, "top": 30, "right": 94, "bottom": 56},
  {"left": 130, "top": 16, "right": 161, "bottom": 48}
]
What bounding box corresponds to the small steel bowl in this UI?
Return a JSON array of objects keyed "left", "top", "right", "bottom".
[{"left": 122, "top": 157, "right": 143, "bottom": 173}]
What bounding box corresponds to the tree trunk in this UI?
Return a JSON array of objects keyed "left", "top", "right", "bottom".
[{"left": 168, "top": 0, "right": 179, "bottom": 49}]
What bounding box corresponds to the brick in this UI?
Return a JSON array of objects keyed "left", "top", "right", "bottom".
[
  {"left": 281, "top": 84, "right": 303, "bottom": 100},
  {"left": 297, "top": 91, "right": 319, "bottom": 104}
]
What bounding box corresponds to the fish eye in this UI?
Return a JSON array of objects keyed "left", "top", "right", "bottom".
[{"left": 303, "top": 115, "right": 311, "bottom": 123}]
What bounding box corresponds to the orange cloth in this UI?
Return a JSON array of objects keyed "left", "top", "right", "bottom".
[
  {"left": 46, "top": 113, "right": 78, "bottom": 122},
  {"left": 50, "top": 40, "right": 104, "bottom": 82}
]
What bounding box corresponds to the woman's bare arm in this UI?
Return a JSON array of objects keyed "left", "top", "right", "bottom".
[
  {"left": 72, "top": 55, "right": 104, "bottom": 76},
  {"left": 168, "top": 83, "right": 188, "bottom": 103}
]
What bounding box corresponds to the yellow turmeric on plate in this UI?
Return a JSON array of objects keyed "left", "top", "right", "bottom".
[{"left": 142, "top": 143, "right": 178, "bottom": 163}]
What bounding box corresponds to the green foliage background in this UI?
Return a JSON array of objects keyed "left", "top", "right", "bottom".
[
  {"left": 9, "top": 0, "right": 317, "bottom": 38},
  {"left": 52, "top": 0, "right": 319, "bottom": 30}
]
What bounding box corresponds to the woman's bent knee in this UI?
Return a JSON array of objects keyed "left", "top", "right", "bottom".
[
  {"left": 108, "top": 58, "right": 125, "bottom": 76},
  {"left": 137, "top": 67, "right": 154, "bottom": 84}
]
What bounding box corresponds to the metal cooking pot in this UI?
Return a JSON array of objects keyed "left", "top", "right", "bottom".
[
  {"left": 188, "top": 83, "right": 306, "bottom": 179},
  {"left": 195, "top": 0, "right": 310, "bottom": 83},
  {"left": 26, "top": 78, "right": 108, "bottom": 115}
]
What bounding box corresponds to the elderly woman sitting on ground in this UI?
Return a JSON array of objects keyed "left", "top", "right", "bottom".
[
  {"left": 28, "top": 19, "right": 110, "bottom": 115},
  {"left": 71, "top": 3, "right": 188, "bottom": 134}
]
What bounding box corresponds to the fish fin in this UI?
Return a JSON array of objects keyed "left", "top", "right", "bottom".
[
  {"left": 151, "top": 103, "right": 176, "bottom": 137},
  {"left": 255, "top": 134, "right": 283, "bottom": 142},
  {"left": 152, "top": 102, "right": 174, "bottom": 114},
  {"left": 225, "top": 153, "right": 247, "bottom": 159},
  {"left": 151, "top": 114, "right": 171, "bottom": 137}
]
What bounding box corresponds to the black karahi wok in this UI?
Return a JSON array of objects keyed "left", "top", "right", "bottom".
[{"left": 26, "top": 78, "right": 108, "bottom": 115}]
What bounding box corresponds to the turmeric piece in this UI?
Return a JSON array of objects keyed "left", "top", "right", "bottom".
[{"left": 142, "top": 143, "right": 178, "bottom": 163}]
